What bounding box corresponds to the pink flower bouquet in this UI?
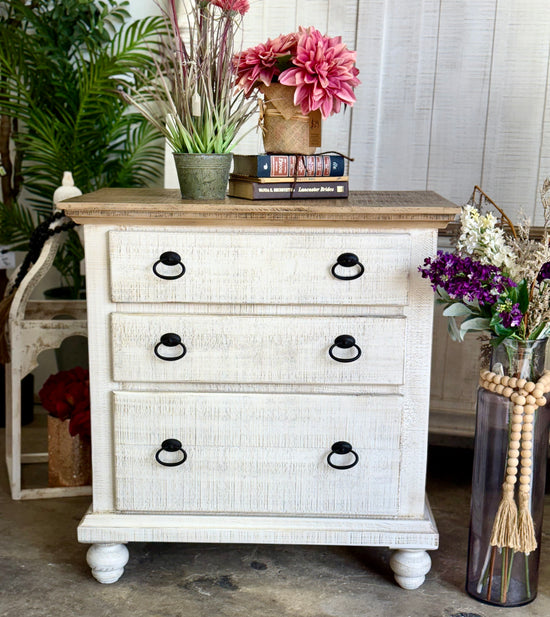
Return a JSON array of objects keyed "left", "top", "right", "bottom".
[{"left": 234, "top": 26, "right": 360, "bottom": 119}]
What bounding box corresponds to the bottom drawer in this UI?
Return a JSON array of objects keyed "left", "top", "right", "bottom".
[{"left": 113, "top": 391, "right": 402, "bottom": 516}]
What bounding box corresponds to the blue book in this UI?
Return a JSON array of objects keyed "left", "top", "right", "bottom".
[{"left": 233, "top": 154, "right": 346, "bottom": 178}]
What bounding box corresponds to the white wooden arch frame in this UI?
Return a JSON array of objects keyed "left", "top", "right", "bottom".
[{"left": 4, "top": 228, "right": 89, "bottom": 499}]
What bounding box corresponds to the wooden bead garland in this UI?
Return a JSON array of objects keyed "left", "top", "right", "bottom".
[{"left": 479, "top": 369, "right": 550, "bottom": 554}]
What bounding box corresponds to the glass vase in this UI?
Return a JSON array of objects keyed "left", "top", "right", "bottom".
[{"left": 466, "top": 338, "right": 550, "bottom": 606}]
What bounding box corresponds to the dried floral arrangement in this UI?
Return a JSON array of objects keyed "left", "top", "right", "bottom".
[
  {"left": 421, "top": 183, "right": 550, "bottom": 605},
  {"left": 123, "top": 0, "right": 257, "bottom": 154},
  {"left": 419, "top": 182, "right": 550, "bottom": 345},
  {"left": 233, "top": 26, "right": 360, "bottom": 119}
]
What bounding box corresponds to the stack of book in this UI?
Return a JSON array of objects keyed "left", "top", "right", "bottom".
[{"left": 227, "top": 153, "right": 348, "bottom": 200}]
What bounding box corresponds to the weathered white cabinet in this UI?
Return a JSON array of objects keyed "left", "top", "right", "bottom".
[{"left": 62, "top": 189, "right": 458, "bottom": 589}]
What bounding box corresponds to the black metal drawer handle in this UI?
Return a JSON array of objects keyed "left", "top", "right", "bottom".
[
  {"left": 152, "top": 251, "right": 186, "bottom": 280},
  {"left": 328, "top": 335, "right": 362, "bottom": 363},
  {"left": 155, "top": 438, "right": 188, "bottom": 467},
  {"left": 154, "top": 333, "right": 187, "bottom": 361},
  {"left": 327, "top": 441, "right": 359, "bottom": 470},
  {"left": 331, "top": 253, "right": 365, "bottom": 280}
]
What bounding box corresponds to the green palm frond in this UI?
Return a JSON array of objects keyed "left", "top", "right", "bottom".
[
  {"left": 109, "top": 16, "right": 165, "bottom": 71},
  {"left": 104, "top": 118, "right": 165, "bottom": 187},
  {"left": 0, "top": 0, "right": 166, "bottom": 295},
  {"left": 0, "top": 200, "right": 39, "bottom": 251}
]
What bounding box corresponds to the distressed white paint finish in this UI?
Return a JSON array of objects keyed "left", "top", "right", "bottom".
[
  {"left": 109, "top": 229, "right": 411, "bottom": 306},
  {"left": 74, "top": 194, "right": 454, "bottom": 588},
  {"left": 4, "top": 232, "right": 89, "bottom": 500},
  {"left": 110, "top": 313, "right": 406, "bottom": 385},
  {"left": 78, "top": 501, "right": 438, "bottom": 549},
  {"left": 392, "top": 227, "right": 439, "bottom": 520},
  {"left": 113, "top": 391, "right": 401, "bottom": 515},
  {"left": 389, "top": 549, "right": 432, "bottom": 590},
  {"left": 86, "top": 543, "right": 129, "bottom": 584}
]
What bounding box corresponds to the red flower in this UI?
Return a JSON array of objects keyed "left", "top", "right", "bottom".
[
  {"left": 234, "top": 33, "right": 297, "bottom": 95},
  {"left": 209, "top": 0, "right": 250, "bottom": 15},
  {"left": 69, "top": 401, "right": 91, "bottom": 439},
  {"left": 278, "top": 27, "right": 360, "bottom": 118},
  {"left": 39, "top": 367, "right": 90, "bottom": 438}
]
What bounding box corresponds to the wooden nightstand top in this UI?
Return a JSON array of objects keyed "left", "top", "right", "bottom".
[{"left": 62, "top": 188, "right": 459, "bottom": 228}]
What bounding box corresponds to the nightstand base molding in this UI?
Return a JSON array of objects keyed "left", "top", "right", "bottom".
[{"left": 79, "top": 499, "right": 438, "bottom": 588}]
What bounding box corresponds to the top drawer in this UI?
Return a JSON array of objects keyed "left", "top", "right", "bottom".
[{"left": 109, "top": 230, "right": 411, "bottom": 305}]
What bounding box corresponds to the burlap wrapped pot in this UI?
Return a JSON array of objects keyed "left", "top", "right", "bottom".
[{"left": 259, "top": 83, "right": 320, "bottom": 155}]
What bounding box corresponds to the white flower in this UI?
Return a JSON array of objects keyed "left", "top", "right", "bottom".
[{"left": 457, "top": 205, "right": 517, "bottom": 275}]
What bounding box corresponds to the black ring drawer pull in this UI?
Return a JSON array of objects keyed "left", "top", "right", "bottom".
[
  {"left": 154, "top": 333, "right": 187, "bottom": 361},
  {"left": 327, "top": 441, "right": 359, "bottom": 469},
  {"left": 155, "top": 438, "right": 188, "bottom": 467},
  {"left": 331, "top": 253, "right": 365, "bottom": 280},
  {"left": 152, "top": 251, "right": 186, "bottom": 280},
  {"left": 328, "top": 335, "right": 362, "bottom": 363}
]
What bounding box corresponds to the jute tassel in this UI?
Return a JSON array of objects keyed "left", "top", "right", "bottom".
[
  {"left": 489, "top": 483, "right": 520, "bottom": 549},
  {"left": 518, "top": 491, "right": 537, "bottom": 554},
  {"left": 480, "top": 368, "right": 550, "bottom": 554},
  {"left": 0, "top": 289, "right": 16, "bottom": 363}
]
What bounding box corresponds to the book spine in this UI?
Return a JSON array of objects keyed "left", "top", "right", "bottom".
[
  {"left": 228, "top": 179, "right": 349, "bottom": 200},
  {"left": 254, "top": 155, "right": 345, "bottom": 178}
]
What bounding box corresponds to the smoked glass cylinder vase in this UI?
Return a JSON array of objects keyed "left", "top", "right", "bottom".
[{"left": 466, "top": 338, "right": 550, "bottom": 606}]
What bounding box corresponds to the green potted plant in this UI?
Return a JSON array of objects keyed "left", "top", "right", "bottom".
[
  {"left": 123, "top": 0, "right": 257, "bottom": 200},
  {"left": 0, "top": 0, "right": 167, "bottom": 298}
]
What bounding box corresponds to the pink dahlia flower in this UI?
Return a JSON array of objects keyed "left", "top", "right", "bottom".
[
  {"left": 210, "top": 0, "right": 250, "bottom": 15},
  {"left": 278, "top": 27, "right": 360, "bottom": 118},
  {"left": 233, "top": 33, "right": 297, "bottom": 95}
]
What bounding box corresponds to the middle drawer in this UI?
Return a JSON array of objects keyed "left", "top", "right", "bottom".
[{"left": 111, "top": 313, "right": 406, "bottom": 385}]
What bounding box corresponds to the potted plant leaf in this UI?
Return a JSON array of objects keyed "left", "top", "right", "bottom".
[{"left": 122, "top": 0, "right": 257, "bottom": 200}]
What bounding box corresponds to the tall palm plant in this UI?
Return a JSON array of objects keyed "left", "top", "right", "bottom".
[{"left": 0, "top": 0, "right": 166, "bottom": 296}]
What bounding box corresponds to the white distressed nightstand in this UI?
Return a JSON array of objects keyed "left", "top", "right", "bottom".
[{"left": 62, "top": 189, "right": 458, "bottom": 589}]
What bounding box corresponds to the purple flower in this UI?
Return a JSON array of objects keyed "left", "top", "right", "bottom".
[
  {"left": 418, "top": 251, "right": 516, "bottom": 306},
  {"left": 498, "top": 301, "right": 523, "bottom": 328},
  {"left": 537, "top": 261, "right": 550, "bottom": 283}
]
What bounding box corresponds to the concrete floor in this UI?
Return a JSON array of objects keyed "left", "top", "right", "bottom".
[{"left": 2, "top": 417, "right": 550, "bottom": 617}]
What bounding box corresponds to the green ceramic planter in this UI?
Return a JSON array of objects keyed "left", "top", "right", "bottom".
[{"left": 173, "top": 153, "right": 232, "bottom": 200}]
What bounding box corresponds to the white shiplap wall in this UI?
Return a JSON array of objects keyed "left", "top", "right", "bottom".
[{"left": 140, "top": 0, "right": 550, "bottom": 222}]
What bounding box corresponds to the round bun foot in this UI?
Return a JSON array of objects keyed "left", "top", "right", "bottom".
[
  {"left": 86, "top": 543, "right": 129, "bottom": 584},
  {"left": 390, "top": 549, "right": 431, "bottom": 590}
]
